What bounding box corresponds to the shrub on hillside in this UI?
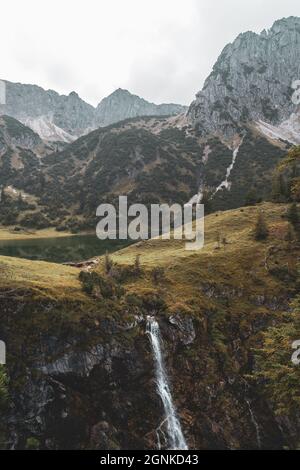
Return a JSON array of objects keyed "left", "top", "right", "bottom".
[
  {"left": 20, "top": 212, "right": 50, "bottom": 229},
  {"left": 79, "top": 271, "right": 124, "bottom": 299},
  {"left": 254, "top": 212, "right": 269, "bottom": 241},
  {"left": 151, "top": 266, "right": 165, "bottom": 285}
]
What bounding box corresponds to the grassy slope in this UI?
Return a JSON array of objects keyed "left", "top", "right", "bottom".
[
  {"left": 0, "top": 227, "right": 74, "bottom": 241},
  {"left": 0, "top": 202, "right": 294, "bottom": 303},
  {"left": 0, "top": 255, "right": 82, "bottom": 300},
  {"left": 105, "top": 202, "right": 292, "bottom": 304}
]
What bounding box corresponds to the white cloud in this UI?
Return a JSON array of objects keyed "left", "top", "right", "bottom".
[{"left": 1, "top": 0, "right": 300, "bottom": 106}]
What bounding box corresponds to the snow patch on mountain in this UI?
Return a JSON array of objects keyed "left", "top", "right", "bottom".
[{"left": 22, "top": 117, "right": 77, "bottom": 143}]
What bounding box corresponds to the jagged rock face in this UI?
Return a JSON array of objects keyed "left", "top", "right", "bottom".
[
  {"left": 0, "top": 115, "right": 52, "bottom": 174},
  {"left": 2, "top": 296, "right": 294, "bottom": 450},
  {"left": 95, "top": 88, "right": 187, "bottom": 127},
  {"left": 0, "top": 115, "right": 43, "bottom": 151},
  {"left": 0, "top": 82, "right": 95, "bottom": 141},
  {"left": 188, "top": 17, "right": 300, "bottom": 138},
  {"left": 4, "top": 310, "right": 197, "bottom": 450},
  {"left": 0, "top": 82, "right": 186, "bottom": 142}
]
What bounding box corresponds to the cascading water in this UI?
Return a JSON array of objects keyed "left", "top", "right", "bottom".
[
  {"left": 246, "top": 399, "right": 262, "bottom": 449},
  {"left": 146, "top": 316, "right": 188, "bottom": 450},
  {"left": 215, "top": 137, "right": 244, "bottom": 194}
]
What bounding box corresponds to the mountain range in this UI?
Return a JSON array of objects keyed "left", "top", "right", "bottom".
[
  {"left": 0, "top": 16, "right": 300, "bottom": 230},
  {"left": 0, "top": 82, "right": 187, "bottom": 142}
]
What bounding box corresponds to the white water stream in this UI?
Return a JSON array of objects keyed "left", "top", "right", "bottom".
[
  {"left": 215, "top": 145, "right": 240, "bottom": 193},
  {"left": 246, "top": 399, "right": 262, "bottom": 449},
  {"left": 146, "top": 316, "right": 188, "bottom": 450}
]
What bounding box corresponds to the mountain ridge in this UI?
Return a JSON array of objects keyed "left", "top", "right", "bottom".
[{"left": 0, "top": 80, "right": 187, "bottom": 142}]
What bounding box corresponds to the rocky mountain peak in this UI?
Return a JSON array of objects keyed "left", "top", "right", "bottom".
[
  {"left": 95, "top": 88, "right": 187, "bottom": 127},
  {"left": 269, "top": 15, "right": 300, "bottom": 33},
  {"left": 113, "top": 88, "right": 131, "bottom": 95},
  {"left": 68, "top": 91, "right": 80, "bottom": 99},
  {"left": 188, "top": 16, "right": 300, "bottom": 140}
]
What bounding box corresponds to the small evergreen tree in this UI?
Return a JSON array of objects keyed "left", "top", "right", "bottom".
[
  {"left": 104, "top": 251, "right": 113, "bottom": 274},
  {"left": 221, "top": 236, "right": 227, "bottom": 249},
  {"left": 285, "top": 223, "right": 295, "bottom": 247},
  {"left": 151, "top": 266, "right": 165, "bottom": 285},
  {"left": 271, "top": 172, "right": 289, "bottom": 202},
  {"left": 201, "top": 189, "right": 213, "bottom": 214},
  {"left": 254, "top": 212, "right": 269, "bottom": 241},
  {"left": 0, "top": 187, "right": 6, "bottom": 204},
  {"left": 245, "top": 188, "right": 260, "bottom": 206},
  {"left": 134, "top": 254, "right": 141, "bottom": 274},
  {"left": 216, "top": 231, "right": 221, "bottom": 249},
  {"left": 287, "top": 202, "right": 299, "bottom": 233}
]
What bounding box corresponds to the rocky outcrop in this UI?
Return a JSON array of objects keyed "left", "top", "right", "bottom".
[
  {"left": 5, "top": 313, "right": 196, "bottom": 450},
  {"left": 168, "top": 314, "right": 196, "bottom": 345}
]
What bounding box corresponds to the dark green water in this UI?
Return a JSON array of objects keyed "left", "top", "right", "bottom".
[{"left": 0, "top": 235, "right": 132, "bottom": 263}]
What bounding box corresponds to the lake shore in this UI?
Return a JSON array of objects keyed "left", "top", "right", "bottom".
[{"left": 0, "top": 227, "right": 88, "bottom": 241}]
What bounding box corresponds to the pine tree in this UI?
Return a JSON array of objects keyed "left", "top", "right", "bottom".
[
  {"left": 254, "top": 212, "right": 269, "bottom": 241},
  {"left": 285, "top": 223, "right": 295, "bottom": 247},
  {"left": 287, "top": 202, "right": 299, "bottom": 232},
  {"left": 104, "top": 251, "right": 113, "bottom": 274},
  {"left": 216, "top": 231, "right": 221, "bottom": 249},
  {"left": 245, "top": 188, "right": 260, "bottom": 206},
  {"left": 271, "top": 172, "right": 289, "bottom": 202},
  {"left": 151, "top": 266, "right": 165, "bottom": 285},
  {"left": 134, "top": 254, "right": 141, "bottom": 274},
  {"left": 222, "top": 236, "right": 227, "bottom": 249},
  {"left": 201, "top": 189, "right": 213, "bottom": 214},
  {"left": 0, "top": 187, "right": 6, "bottom": 204}
]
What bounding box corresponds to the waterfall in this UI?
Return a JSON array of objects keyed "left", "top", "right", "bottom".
[
  {"left": 215, "top": 138, "right": 244, "bottom": 193},
  {"left": 246, "top": 399, "right": 262, "bottom": 449},
  {"left": 146, "top": 316, "right": 188, "bottom": 450}
]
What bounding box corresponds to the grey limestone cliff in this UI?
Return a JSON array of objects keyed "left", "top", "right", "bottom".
[{"left": 188, "top": 17, "right": 300, "bottom": 139}]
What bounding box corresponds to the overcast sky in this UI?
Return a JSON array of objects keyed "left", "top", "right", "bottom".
[{"left": 1, "top": 0, "right": 300, "bottom": 106}]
